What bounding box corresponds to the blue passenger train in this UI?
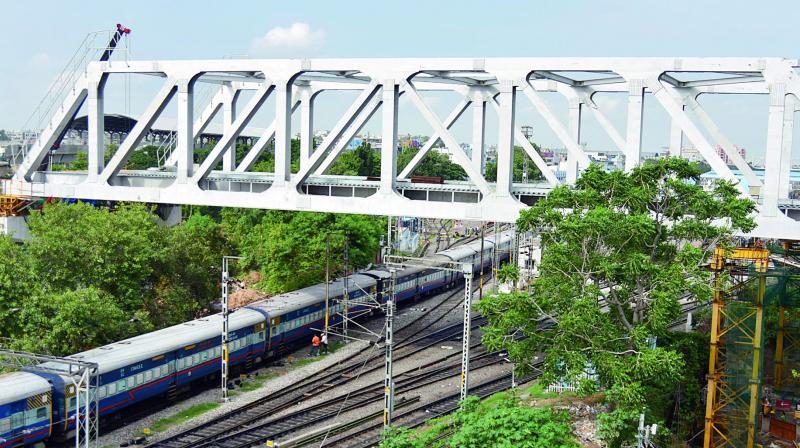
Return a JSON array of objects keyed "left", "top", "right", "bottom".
[{"left": 0, "top": 232, "right": 512, "bottom": 446}]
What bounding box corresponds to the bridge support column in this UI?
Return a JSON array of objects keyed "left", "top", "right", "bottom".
[
  {"left": 299, "top": 85, "right": 315, "bottom": 171},
  {"left": 496, "top": 80, "right": 516, "bottom": 197},
  {"left": 566, "top": 97, "right": 582, "bottom": 183},
  {"left": 380, "top": 81, "right": 399, "bottom": 194},
  {"left": 87, "top": 79, "right": 105, "bottom": 182},
  {"left": 222, "top": 84, "right": 240, "bottom": 172},
  {"left": 274, "top": 79, "right": 293, "bottom": 187},
  {"left": 624, "top": 80, "right": 644, "bottom": 171},
  {"left": 779, "top": 95, "right": 795, "bottom": 199},
  {"left": 176, "top": 79, "right": 195, "bottom": 183},
  {"left": 669, "top": 112, "right": 683, "bottom": 156},
  {"left": 764, "top": 84, "right": 787, "bottom": 217},
  {"left": 471, "top": 95, "right": 486, "bottom": 175}
]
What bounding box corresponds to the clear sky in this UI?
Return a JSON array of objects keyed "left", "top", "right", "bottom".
[{"left": 1, "top": 0, "right": 798, "bottom": 162}]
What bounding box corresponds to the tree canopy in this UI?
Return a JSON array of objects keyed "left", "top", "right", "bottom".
[
  {"left": 380, "top": 395, "right": 578, "bottom": 448},
  {"left": 478, "top": 157, "right": 756, "bottom": 446},
  {"left": 484, "top": 145, "right": 542, "bottom": 182},
  {"left": 221, "top": 208, "right": 385, "bottom": 293},
  {"left": 397, "top": 146, "right": 467, "bottom": 180},
  {"left": 0, "top": 202, "right": 226, "bottom": 355}
]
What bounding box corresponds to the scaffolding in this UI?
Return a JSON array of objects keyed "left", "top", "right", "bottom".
[{"left": 704, "top": 245, "right": 800, "bottom": 448}]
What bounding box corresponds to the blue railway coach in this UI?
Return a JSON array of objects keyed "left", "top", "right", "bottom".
[
  {"left": 0, "top": 231, "right": 513, "bottom": 446},
  {"left": 0, "top": 373, "right": 52, "bottom": 448}
]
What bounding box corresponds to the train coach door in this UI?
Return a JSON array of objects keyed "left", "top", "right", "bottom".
[{"left": 268, "top": 317, "right": 281, "bottom": 353}]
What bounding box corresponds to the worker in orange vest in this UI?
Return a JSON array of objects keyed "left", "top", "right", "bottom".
[{"left": 311, "top": 334, "right": 321, "bottom": 357}]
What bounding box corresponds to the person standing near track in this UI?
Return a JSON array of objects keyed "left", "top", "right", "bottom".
[
  {"left": 320, "top": 332, "right": 329, "bottom": 355},
  {"left": 311, "top": 334, "right": 320, "bottom": 356}
]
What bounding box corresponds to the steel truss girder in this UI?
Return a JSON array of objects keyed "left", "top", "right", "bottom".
[{"left": 11, "top": 57, "right": 800, "bottom": 237}]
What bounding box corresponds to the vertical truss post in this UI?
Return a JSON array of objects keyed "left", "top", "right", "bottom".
[
  {"left": 87, "top": 79, "right": 105, "bottom": 182},
  {"left": 669, "top": 111, "right": 683, "bottom": 156},
  {"left": 495, "top": 80, "right": 516, "bottom": 197},
  {"left": 380, "top": 80, "right": 399, "bottom": 194},
  {"left": 779, "top": 94, "right": 795, "bottom": 199},
  {"left": 763, "top": 84, "right": 787, "bottom": 217},
  {"left": 384, "top": 268, "right": 396, "bottom": 428},
  {"left": 221, "top": 84, "right": 240, "bottom": 171},
  {"left": 299, "top": 85, "right": 315, "bottom": 170},
  {"left": 566, "top": 97, "right": 583, "bottom": 184},
  {"left": 704, "top": 270, "right": 723, "bottom": 448},
  {"left": 273, "top": 79, "right": 293, "bottom": 187},
  {"left": 625, "top": 79, "right": 645, "bottom": 171},
  {"left": 471, "top": 96, "right": 486, "bottom": 174},
  {"left": 176, "top": 79, "right": 194, "bottom": 183},
  {"left": 746, "top": 275, "right": 766, "bottom": 448},
  {"left": 461, "top": 268, "right": 474, "bottom": 401}
]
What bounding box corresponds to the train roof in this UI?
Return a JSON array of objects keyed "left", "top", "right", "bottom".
[
  {"left": 0, "top": 372, "right": 51, "bottom": 404},
  {"left": 248, "top": 273, "right": 378, "bottom": 315},
  {"left": 45, "top": 309, "right": 265, "bottom": 374}
]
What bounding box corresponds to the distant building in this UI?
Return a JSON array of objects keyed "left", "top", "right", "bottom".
[
  {"left": 681, "top": 146, "right": 702, "bottom": 162},
  {"left": 715, "top": 145, "right": 746, "bottom": 164}
]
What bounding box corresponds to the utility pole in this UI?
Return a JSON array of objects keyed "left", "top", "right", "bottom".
[
  {"left": 221, "top": 255, "right": 243, "bottom": 403},
  {"left": 461, "top": 268, "right": 474, "bottom": 401},
  {"left": 479, "top": 224, "right": 485, "bottom": 302},
  {"left": 342, "top": 233, "right": 350, "bottom": 342},
  {"left": 384, "top": 268, "right": 397, "bottom": 427},
  {"left": 325, "top": 235, "right": 331, "bottom": 336}
]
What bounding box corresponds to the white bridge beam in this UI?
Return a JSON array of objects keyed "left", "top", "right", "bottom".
[{"left": 10, "top": 57, "right": 800, "bottom": 238}]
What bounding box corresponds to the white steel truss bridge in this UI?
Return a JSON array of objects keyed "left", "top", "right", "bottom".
[{"left": 9, "top": 57, "right": 800, "bottom": 238}]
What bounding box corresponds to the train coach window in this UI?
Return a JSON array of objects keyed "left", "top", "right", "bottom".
[
  {"left": 145, "top": 370, "right": 153, "bottom": 382},
  {"left": 193, "top": 353, "right": 200, "bottom": 365},
  {"left": 107, "top": 382, "right": 117, "bottom": 395},
  {"left": 10, "top": 413, "right": 22, "bottom": 429},
  {"left": 68, "top": 397, "right": 77, "bottom": 411},
  {"left": 117, "top": 379, "right": 127, "bottom": 392},
  {"left": 97, "top": 386, "right": 106, "bottom": 399},
  {"left": 0, "top": 417, "right": 10, "bottom": 432},
  {"left": 136, "top": 373, "right": 144, "bottom": 386},
  {"left": 177, "top": 358, "right": 185, "bottom": 370},
  {"left": 36, "top": 407, "right": 47, "bottom": 420}
]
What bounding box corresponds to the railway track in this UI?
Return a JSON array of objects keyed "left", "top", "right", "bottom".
[
  {"left": 146, "top": 278, "right": 492, "bottom": 448},
  {"left": 194, "top": 348, "right": 504, "bottom": 448},
  {"left": 314, "top": 372, "right": 538, "bottom": 448}
]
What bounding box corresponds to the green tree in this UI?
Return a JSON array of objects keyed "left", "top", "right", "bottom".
[
  {"left": 15, "top": 288, "right": 152, "bottom": 356},
  {"left": 484, "top": 145, "right": 542, "bottom": 182},
  {"left": 328, "top": 143, "right": 381, "bottom": 176},
  {"left": 223, "top": 209, "right": 385, "bottom": 293},
  {"left": 478, "top": 158, "right": 755, "bottom": 446},
  {"left": 380, "top": 395, "right": 578, "bottom": 448},
  {"left": 397, "top": 146, "right": 467, "bottom": 180},
  {"left": 126, "top": 145, "right": 160, "bottom": 169},
  {"left": 0, "top": 236, "right": 34, "bottom": 338},
  {"left": 25, "top": 202, "right": 167, "bottom": 313}
]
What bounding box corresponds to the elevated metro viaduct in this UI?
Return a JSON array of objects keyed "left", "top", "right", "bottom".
[{"left": 9, "top": 57, "right": 800, "bottom": 238}]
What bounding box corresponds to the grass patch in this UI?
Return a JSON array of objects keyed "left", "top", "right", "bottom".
[
  {"left": 149, "top": 402, "right": 220, "bottom": 433},
  {"left": 237, "top": 371, "right": 277, "bottom": 393},
  {"left": 524, "top": 381, "right": 559, "bottom": 399}
]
